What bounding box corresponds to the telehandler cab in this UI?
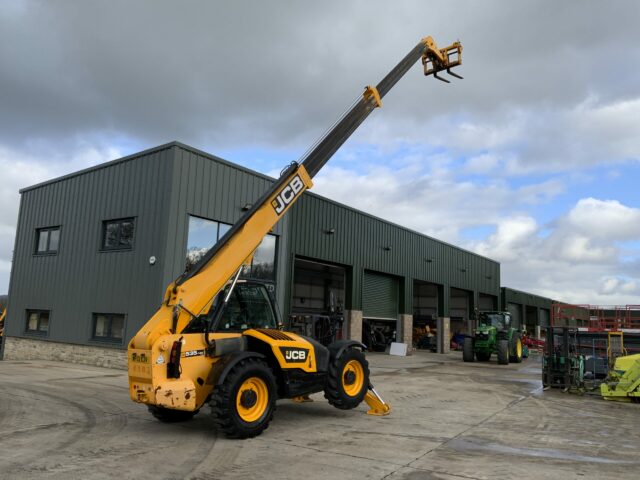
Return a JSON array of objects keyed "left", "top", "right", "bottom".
[{"left": 128, "top": 36, "right": 463, "bottom": 438}]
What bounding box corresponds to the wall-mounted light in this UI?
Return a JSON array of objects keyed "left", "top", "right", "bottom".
[
  {"left": 383, "top": 246, "right": 392, "bottom": 251},
  {"left": 242, "top": 203, "right": 252, "bottom": 211},
  {"left": 486, "top": 275, "right": 492, "bottom": 280},
  {"left": 460, "top": 268, "right": 467, "bottom": 273},
  {"left": 324, "top": 228, "right": 336, "bottom": 235},
  {"left": 424, "top": 257, "right": 435, "bottom": 263}
]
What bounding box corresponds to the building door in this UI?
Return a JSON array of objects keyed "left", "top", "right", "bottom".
[
  {"left": 450, "top": 287, "right": 470, "bottom": 335},
  {"left": 362, "top": 271, "right": 399, "bottom": 349},
  {"left": 478, "top": 293, "right": 496, "bottom": 311},
  {"left": 507, "top": 302, "right": 522, "bottom": 329}
]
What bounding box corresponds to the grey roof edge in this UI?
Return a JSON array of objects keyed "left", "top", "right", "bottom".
[
  {"left": 172, "top": 142, "right": 277, "bottom": 183},
  {"left": 302, "top": 190, "right": 501, "bottom": 267},
  {"left": 501, "top": 286, "right": 556, "bottom": 303},
  {"left": 19, "top": 141, "right": 499, "bottom": 266},
  {"left": 19, "top": 141, "right": 280, "bottom": 195},
  {"left": 19, "top": 141, "right": 181, "bottom": 193}
]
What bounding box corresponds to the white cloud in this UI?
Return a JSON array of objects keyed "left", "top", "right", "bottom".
[{"left": 0, "top": 143, "right": 122, "bottom": 292}]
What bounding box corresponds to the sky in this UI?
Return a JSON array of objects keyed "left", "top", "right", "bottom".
[{"left": 1, "top": 0, "right": 639, "bottom": 304}]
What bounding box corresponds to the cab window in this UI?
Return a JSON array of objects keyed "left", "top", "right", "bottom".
[{"left": 216, "top": 283, "right": 278, "bottom": 332}]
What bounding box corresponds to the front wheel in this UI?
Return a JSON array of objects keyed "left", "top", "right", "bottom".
[
  {"left": 210, "top": 357, "right": 277, "bottom": 439},
  {"left": 324, "top": 348, "right": 370, "bottom": 410},
  {"left": 462, "top": 337, "right": 475, "bottom": 362},
  {"left": 497, "top": 339, "right": 509, "bottom": 365}
]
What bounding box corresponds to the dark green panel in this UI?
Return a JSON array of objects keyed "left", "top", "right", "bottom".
[{"left": 363, "top": 271, "right": 398, "bottom": 319}]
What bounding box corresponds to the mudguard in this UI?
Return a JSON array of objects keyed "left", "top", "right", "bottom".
[
  {"left": 210, "top": 351, "right": 266, "bottom": 387},
  {"left": 327, "top": 340, "right": 367, "bottom": 362}
]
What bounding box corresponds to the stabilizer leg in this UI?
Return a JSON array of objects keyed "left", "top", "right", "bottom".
[{"left": 364, "top": 384, "right": 391, "bottom": 416}]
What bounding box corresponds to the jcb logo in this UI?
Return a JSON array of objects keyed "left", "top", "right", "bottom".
[
  {"left": 271, "top": 175, "right": 304, "bottom": 215},
  {"left": 280, "top": 347, "right": 309, "bottom": 363}
]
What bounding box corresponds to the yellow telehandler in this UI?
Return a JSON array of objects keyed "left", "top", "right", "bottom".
[{"left": 128, "top": 36, "right": 463, "bottom": 438}]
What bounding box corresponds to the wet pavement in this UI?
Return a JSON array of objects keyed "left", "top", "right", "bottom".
[{"left": 0, "top": 351, "right": 638, "bottom": 479}]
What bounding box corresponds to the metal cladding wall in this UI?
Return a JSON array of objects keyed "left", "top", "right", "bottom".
[
  {"left": 6, "top": 145, "right": 175, "bottom": 346},
  {"left": 500, "top": 287, "right": 553, "bottom": 310},
  {"left": 284, "top": 193, "right": 500, "bottom": 316},
  {"left": 160, "top": 144, "right": 290, "bottom": 308},
  {"left": 6, "top": 143, "right": 291, "bottom": 348}
]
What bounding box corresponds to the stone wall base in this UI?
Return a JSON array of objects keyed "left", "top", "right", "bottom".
[
  {"left": 2, "top": 336, "right": 127, "bottom": 370},
  {"left": 345, "top": 309, "right": 363, "bottom": 343},
  {"left": 399, "top": 313, "right": 413, "bottom": 355}
]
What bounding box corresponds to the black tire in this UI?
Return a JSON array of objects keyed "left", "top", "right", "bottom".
[
  {"left": 210, "top": 357, "right": 277, "bottom": 439},
  {"left": 324, "top": 348, "right": 370, "bottom": 410},
  {"left": 509, "top": 334, "right": 523, "bottom": 363},
  {"left": 476, "top": 351, "right": 491, "bottom": 362},
  {"left": 148, "top": 405, "right": 198, "bottom": 423},
  {"left": 462, "top": 337, "right": 475, "bottom": 362},
  {"left": 497, "top": 339, "right": 509, "bottom": 365}
]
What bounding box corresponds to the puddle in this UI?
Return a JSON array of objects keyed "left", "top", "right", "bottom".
[{"left": 448, "top": 436, "right": 638, "bottom": 465}]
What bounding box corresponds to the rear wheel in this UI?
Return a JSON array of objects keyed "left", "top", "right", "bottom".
[
  {"left": 148, "top": 405, "right": 198, "bottom": 423},
  {"left": 510, "top": 334, "right": 523, "bottom": 363},
  {"left": 497, "top": 339, "right": 509, "bottom": 365},
  {"left": 462, "top": 337, "right": 475, "bottom": 362},
  {"left": 325, "top": 348, "right": 370, "bottom": 410},
  {"left": 210, "top": 357, "right": 277, "bottom": 439}
]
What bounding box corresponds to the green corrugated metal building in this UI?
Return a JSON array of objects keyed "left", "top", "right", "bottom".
[{"left": 1, "top": 143, "right": 549, "bottom": 364}]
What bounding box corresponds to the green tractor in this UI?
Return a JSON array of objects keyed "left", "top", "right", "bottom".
[{"left": 463, "top": 311, "right": 525, "bottom": 365}]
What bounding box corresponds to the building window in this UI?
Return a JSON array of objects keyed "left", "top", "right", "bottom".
[
  {"left": 102, "top": 218, "right": 135, "bottom": 251},
  {"left": 35, "top": 227, "right": 60, "bottom": 255},
  {"left": 92, "top": 313, "right": 125, "bottom": 342},
  {"left": 186, "top": 215, "right": 232, "bottom": 270},
  {"left": 185, "top": 215, "right": 277, "bottom": 280},
  {"left": 244, "top": 234, "right": 277, "bottom": 281},
  {"left": 26, "top": 310, "right": 50, "bottom": 335}
]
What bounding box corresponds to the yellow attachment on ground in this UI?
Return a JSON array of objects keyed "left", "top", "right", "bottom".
[
  {"left": 363, "top": 86, "right": 382, "bottom": 108},
  {"left": 516, "top": 338, "right": 522, "bottom": 358},
  {"left": 291, "top": 395, "right": 313, "bottom": 403},
  {"left": 364, "top": 386, "right": 391, "bottom": 416},
  {"left": 236, "top": 376, "right": 269, "bottom": 422}
]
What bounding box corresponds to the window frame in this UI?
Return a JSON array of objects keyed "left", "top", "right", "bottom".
[
  {"left": 91, "top": 312, "right": 126, "bottom": 343},
  {"left": 25, "top": 309, "right": 51, "bottom": 336},
  {"left": 100, "top": 217, "right": 136, "bottom": 252},
  {"left": 34, "top": 226, "right": 61, "bottom": 256}
]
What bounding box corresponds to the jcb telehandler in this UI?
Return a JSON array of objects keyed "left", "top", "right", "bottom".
[
  {"left": 463, "top": 311, "right": 525, "bottom": 365},
  {"left": 128, "top": 36, "right": 463, "bottom": 438}
]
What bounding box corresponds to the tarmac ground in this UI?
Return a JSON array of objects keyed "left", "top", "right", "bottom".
[{"left": 0, "top": 350, "right": 638, "bottom": 479}]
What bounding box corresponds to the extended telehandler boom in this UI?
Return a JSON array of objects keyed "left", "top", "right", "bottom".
[{"left": 128, "top": 36, "right": 462, "bottom": 438}]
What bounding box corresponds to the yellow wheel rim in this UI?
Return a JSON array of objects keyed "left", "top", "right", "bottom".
[
  {"left": 342, "top": 360, "right": 365, "bottom": 397},
  {"left": 236, "top": 377, "right": 269, "bottom": 423},
  {"left": 516, "top": 339, "right": 522, "bottom": 358}
]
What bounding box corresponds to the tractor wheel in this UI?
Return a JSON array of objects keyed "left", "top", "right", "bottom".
[
  {"left": 148, "top": 405, "right": 198, "bottom": 423},
  {"left": 324, "top": 348, "right": 370, "bottom": 410},
  {"left": 497, "top": 339, "right": 510, "bottom": 365},
  {"left": 476, "top": 351, "right": 491, "bottom": 362},
  {"left": 210, "top": 357, "right": 277, "bottom": 439},
  {"left": 510, "top": 334, "right": 523, "bottom": 363},
  {"left": 462, "top": 337, "right": 475, "bottom": 362}
]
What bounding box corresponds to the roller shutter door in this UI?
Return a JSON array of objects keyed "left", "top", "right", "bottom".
[
  {"left": 363, "top": 271, "right": 398, "bottom": 320},
  {"left": 507, "top": 303, "right": 522, "bottom": 329}
]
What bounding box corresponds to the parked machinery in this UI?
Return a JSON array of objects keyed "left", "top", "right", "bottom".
[
  {"left": 463, "top": 311, "right": 525, "bottom": 365},
  {"left": 600, "top": 353, "right": 640, "bottom": 402},
  {"left": 127, "top": 36, "right": 463, "bottom": 438},
  {"left": 542, "top": 327, "right": 585, "bottom": 391}
]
